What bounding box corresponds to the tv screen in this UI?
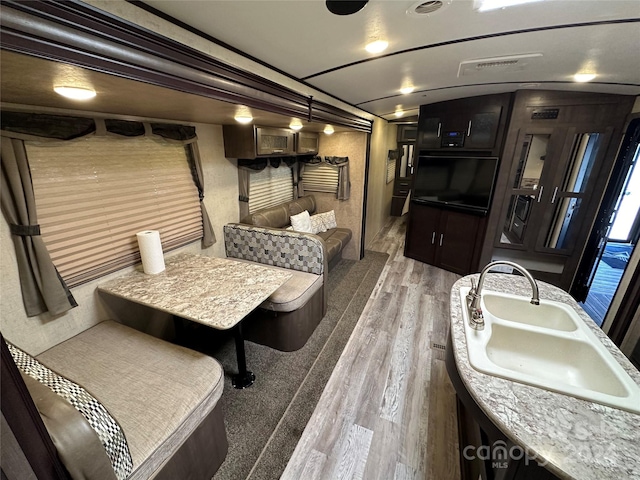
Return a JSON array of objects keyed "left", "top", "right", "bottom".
[{"left": 413, "top": 156, "right": 499, "bottom": 212}]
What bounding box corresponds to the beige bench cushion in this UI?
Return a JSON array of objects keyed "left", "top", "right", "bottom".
[
  {"left": 229, "top": 258, "right": 323, "bottom": 312},
  {"left": 36, "top": 320, "right": 224, "bottom": 480}
]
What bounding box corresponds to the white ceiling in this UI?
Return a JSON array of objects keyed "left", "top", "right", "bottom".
[{"left": 142, "top": 0, "right": 640, "bottom": 120}]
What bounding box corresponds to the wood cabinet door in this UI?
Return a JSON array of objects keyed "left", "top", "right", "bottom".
[
  {"left": 417, "top": 116, "right": 441, "bottom": 148},
  {"left": 405, "top": 203, "right": 440, "bottom": 263},
  {"left": 256, "top": 127, "right": 295, "bottom": 156},
  {"left": 296, "top": 132, "right": 319, "bottom": 154},
  {"left": 466, "top": 108, "right": 503, "bottom": 149},
  {"left": 436, "top": 211, "right": 482, "bottom": 275}
]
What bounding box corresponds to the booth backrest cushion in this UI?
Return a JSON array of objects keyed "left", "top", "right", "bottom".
[
  {"left": 224, "top": 224, "right": 325, "bottom": 275},
  {"left": 241, "top": 195, "right": 318, "bottom": 229}
]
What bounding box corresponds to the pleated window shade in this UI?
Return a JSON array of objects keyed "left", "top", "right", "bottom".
[
  {"left": 26, "top": 136, "right": 203, "bottom": 287},
  {"left": 387, "top": 156, "right": 397, "bottom": 184},
  {"left": 302, "top": 163, "right": 339, "bottom": 194},
  {"left": 248, "top": 166, "right": 294, "bottom": 214}
]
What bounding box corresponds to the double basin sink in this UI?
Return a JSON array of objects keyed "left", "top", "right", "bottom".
[{"left": 459, "top": 288, "right": 640, "bottom": 414}]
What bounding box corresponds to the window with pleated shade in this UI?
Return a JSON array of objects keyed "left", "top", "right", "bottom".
[{"left": 26, "top": 135, "right": 203, "bottom": 287}]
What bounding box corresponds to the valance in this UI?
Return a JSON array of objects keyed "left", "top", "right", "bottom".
[
  {"left": 238, "top": 156, "right": 298, "bottom": 172},
  {"left": 1, "top": 112, "right": 197, "bottom": 143}
]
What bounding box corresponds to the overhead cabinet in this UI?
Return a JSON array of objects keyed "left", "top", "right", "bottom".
[
  {"left": 417, "top": 93, "right": 511, "bottom": 154},
  {"left": 223, "top": 125, "right": 295, "bottom": 158},
  {"left": 296, "top": 131, "right": 320, "bottom": 155},
  {"left": 405, "top": 202, "right": 486, "bottom": 275}
]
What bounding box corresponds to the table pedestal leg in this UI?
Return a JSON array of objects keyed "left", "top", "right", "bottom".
[{"left": 231, "top": 323, "right": 255, "bottom": 389}]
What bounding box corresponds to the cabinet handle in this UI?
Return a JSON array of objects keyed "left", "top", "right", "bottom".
[
  {"left": 437, "top": 123, "right": 442, "bottom": 138},
  {"left": 467, "top": 120, "right": 472, "bottom": 136},
  {"left": 537, "top": 185, "right": 544, "bottom": 202},
  {"left": 272, "top": 149, "right": 284, "bottom": 153},
  {"left": 439, "top": 234, "right": 443, "bottom": 247},
  {"left": 551, "top": 186, "right": 559, "bottom": 204},
  {"left": 431, "top": 232, "right": 436, "bottom": 244}
]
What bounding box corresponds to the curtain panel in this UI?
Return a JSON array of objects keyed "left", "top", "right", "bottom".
[
  {"left": 0, "top": 112, "right": 212, "bottom": 316},
  {"left": 0, "top": 137, "right": 77, "bottom": 317}
]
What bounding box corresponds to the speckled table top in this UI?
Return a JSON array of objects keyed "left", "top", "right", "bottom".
[
  {"left": 98, "top": 253, "right": 291, "bottom": 330},
  {"left": 450, "top": 273, "right": 640, "bottom": 480}
]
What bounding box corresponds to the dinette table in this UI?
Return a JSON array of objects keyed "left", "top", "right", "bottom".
[{"left": 98, "top": 253, "right": 291, "bottom": 388}]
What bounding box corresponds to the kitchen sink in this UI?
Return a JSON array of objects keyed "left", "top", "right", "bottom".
[
  {"left": 482, "top": 292, "right": 578, "bottom": 332},
  {"left": 460, "top": 287, "right": 640, "bottom": 414}
]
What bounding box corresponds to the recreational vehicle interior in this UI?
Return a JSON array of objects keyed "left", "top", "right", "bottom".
[{"left": 1, "top": 1, "right": 639, "bottom": 479}]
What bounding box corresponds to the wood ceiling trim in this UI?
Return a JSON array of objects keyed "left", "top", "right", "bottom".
[{"left": 0, "top": 0, "right": 372, "bottom": 133}]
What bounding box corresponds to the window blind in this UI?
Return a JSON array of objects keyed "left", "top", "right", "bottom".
[
  {"left": 387, "top": 156, "right": 397, "bottom": 184},
  {"left": 248, "top": 166, "right": 294, "bottom": 213},
  {"left": 302, "top": 163, "right": 339, "bottom": 194},
  {"left": 26, "top": 136, "right": 203, "bottom": 287}
]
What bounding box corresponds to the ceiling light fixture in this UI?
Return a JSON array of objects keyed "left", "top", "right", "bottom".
[
  {"left": 289, "top": 119, "right": 303, "bottom": 131},
  {"left": 324, "top": 125, "right": 335, "bottom": 135},
  {"left": 574, "top": 73, "right": 597, "bottom": 83},
  {"left": 53, "top": 86, "right": 96, "bottom": 100},
  {"left": 395, "top": 109, "right": 405, "bottom": 118},
  {"left": 234, "top": 114, "right": 253, "bottom": 124},
  {"left": 400, "top": 86, "right": 415, "bottom": 95},
  {"left": 473, "top": 0, "right": 544, "bottom": 12},
  {"left": 365, "top": 40, "right": 389, "bottom": 54}
]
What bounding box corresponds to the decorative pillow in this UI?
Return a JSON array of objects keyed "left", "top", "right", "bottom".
[
  {"left": 316, "top": 210, "right": 338, "bottom": 230},
  {"left": 310, "top": 214, "right": 327, "bottom": 234},
  {"left": 290, "top": 210, "right": 313, "bottom": 233}
]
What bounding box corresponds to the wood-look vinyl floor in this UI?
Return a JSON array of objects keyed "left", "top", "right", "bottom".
[{"left": 282, "top": 216, "right": 462, "bottom": 480}]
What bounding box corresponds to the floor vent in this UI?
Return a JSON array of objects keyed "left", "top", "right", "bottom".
[{"left": 432, "top": 342, "right": 447, "bottom": 351}]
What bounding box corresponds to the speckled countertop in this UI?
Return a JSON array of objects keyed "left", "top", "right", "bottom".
[
  {"left": 98, "top": 253, "right": 291, "bottom": 330},
  {"left": 450, "top": 273, "right": 640, "bottom": 480}
]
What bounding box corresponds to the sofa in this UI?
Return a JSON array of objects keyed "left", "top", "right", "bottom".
[
  {"left": 240, "top": 195, "right": 352, "bottom": 271},
  {"left": 1, "top": 320, "right": 228, "bottom": 480},
  {"left": 224, "top": 223, "right": 327, "bottom": 352}
]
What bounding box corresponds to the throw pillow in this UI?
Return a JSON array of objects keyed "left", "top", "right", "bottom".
[
  {"left": 310, "top": 214, "right": 328, "bottom": 234},
  {"left": 290, "top": 210, "right": 313, "bottom": 233},
  {"left": 317, "top": 210, "right": 338, "bottom": 229}
]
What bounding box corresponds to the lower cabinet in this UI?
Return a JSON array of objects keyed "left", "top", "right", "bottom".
[{"left": 405, "top": 202, "right": 486, "bottom": 275}]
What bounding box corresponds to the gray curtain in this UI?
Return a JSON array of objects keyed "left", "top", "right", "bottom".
[
  {"left": 337, "top": 163, "right": 351, "bottom": 201},
  {"left": 238, "top": 167, "right": 250, "bottom": 220},
  {"left": 0, "top": 138, "right": 77, "bottom": 317},
  {"left": 297, "top": 163, "right": 306, "bottom": 198},
  {"left": 186, "top": 142, "right": 216, "bottom": 247}
]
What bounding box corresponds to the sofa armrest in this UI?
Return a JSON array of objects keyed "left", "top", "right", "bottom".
[{"left": 224, "top": 223, "right": 325, "bottom": 275}]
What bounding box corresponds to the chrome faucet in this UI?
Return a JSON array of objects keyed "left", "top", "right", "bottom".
[{"left": 466, "top": 261, "right": 540, "bottom": 330}]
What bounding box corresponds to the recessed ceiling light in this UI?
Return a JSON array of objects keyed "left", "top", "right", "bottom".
[
  {"left": 365, "top": 40, "right": 388, "bottom": 54},
  {"left": 574, "top": 73, "right": 597, "bottom": 83},
  {"left": 234, "top": 114, "right": 253, "bottom": 124},
  {"left": 53, "top": 86, "right": 96, "bottom": 100},
  {"left": 395, "top": 109, "right": 405, "bottom": 118},
  {"left": 474, "top": 0, "right": 544, "bottom": 12},
  {"left": 324, "top": 125, "right": 335, "bottom": 135},
  {"left": 400, "top": 86, "right": 415, "bottom": 95},
  {"left": 290, "top": 120, "right": 303, "bottom": 131}
]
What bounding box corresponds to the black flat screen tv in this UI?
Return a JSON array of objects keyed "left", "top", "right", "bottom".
[{"left": 412, "top": 155, "right": 499, "bottom": 213}]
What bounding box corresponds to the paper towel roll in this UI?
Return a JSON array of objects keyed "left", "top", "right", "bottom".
[{"left": 136, "top": 230, "right": 165, "bottom": 274}]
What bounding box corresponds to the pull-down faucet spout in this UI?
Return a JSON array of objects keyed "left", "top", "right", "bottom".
[{"left": 466, "top": 261, "right": 540, "bottom": 330}]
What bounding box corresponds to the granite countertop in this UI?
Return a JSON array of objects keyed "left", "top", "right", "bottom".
[
  {"left": 98, "top": 253, "right": 291, "bottom": 330},
  {"left": 450, "top": 273, "right": 640, "bottom": 480}
]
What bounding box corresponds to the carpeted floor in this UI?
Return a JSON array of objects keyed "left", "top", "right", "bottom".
[{"left": 177, "top": 251, "right": 388, "bottom": 480}]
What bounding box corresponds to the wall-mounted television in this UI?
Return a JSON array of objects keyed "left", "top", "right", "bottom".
[{"left": 412, "top": 155, "right": 499, "bottom": 213}]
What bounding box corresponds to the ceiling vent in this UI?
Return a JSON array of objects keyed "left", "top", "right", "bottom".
[
  {"left": 407, "top": 1, "right": 449, "bottom": 16},
  {"left": 458, "top": 53, "right": 543, "bottom": 77}
]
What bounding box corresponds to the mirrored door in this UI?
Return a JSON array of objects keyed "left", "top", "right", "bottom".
[{"left": 535, "top": 128, "right": 613, "bottom": 254}]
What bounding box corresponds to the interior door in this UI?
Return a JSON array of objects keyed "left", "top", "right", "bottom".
[{"left": 535, "top": 127, "right": 614, "bottom": 255}]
